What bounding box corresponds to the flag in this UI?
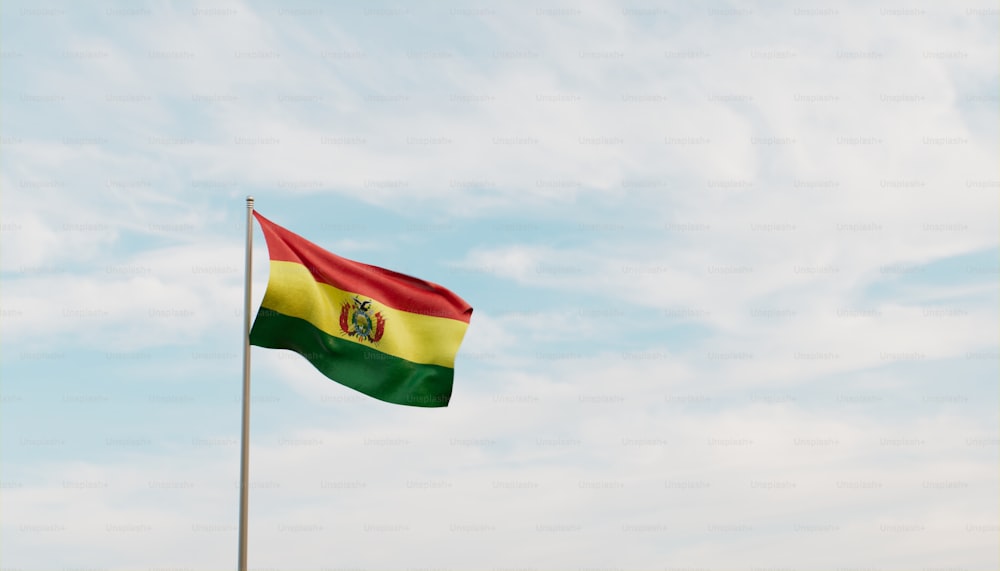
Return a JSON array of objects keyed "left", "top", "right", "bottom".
[{"left": 249, "top": 212, "right": 473, "bottom": 407}]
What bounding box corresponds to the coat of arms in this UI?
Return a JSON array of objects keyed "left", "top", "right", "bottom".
[{"left": 339, "top": 296, "right": 386, "bottom": 343}]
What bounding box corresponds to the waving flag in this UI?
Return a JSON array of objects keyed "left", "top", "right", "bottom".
[{"left": 250, "top": 212, "right": 473, "bottom": 407}]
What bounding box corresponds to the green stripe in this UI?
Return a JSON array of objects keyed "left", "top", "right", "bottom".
[{"left": 250, "top": 309, "right": 453, "bottom": 407}]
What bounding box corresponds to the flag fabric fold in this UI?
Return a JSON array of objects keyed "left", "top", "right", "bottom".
[{"left": 249, "top": 211, "right": 473, "bottom": 407}]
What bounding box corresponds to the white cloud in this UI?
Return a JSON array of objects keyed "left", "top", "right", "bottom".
[
  {"left": 2, "top": 393, "right": 994, "bottom": 569},
  {"left": 2, "top": 243, "right": 267, "bottom": 351}
]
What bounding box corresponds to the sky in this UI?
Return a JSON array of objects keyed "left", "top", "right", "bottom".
[{"left": 0, "top": 1, "right": 998, "bottom": 570}]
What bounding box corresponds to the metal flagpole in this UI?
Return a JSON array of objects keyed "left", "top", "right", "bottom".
[{"left": 238, "top": 196, "right": 254, "bottom": 571}]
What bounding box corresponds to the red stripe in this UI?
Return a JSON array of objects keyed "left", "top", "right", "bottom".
[{"left": 254, "top": 211, "right": 472, "bottom": 323}]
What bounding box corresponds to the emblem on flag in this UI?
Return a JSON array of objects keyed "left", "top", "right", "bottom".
[{"left": 339, "top": 296, "right": 386, "bottom": 343}]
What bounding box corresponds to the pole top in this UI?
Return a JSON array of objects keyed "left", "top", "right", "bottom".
[{"left": 246, "top": 196, "right": 254, "bottom": 206}]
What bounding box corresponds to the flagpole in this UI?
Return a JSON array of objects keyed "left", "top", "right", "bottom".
[{"left": 238, "top": 196, "right": 254, "bottom": 571}]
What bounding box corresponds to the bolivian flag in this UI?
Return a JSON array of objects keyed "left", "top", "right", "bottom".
[{"left": 249, "top": 212, "right": 473, "bottom": 407}]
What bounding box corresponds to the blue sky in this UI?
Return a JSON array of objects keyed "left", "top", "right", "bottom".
[{"left": 1, "top": 1, "right": 998, "bottom": 569}]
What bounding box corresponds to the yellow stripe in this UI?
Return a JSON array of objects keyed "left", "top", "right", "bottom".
[{"left": 259, "top": 260, "right": 468, "bottom": 367}]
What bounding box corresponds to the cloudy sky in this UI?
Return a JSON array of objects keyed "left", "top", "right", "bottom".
[{"left": 1, "top": 1, "right": 997, "bottom": 570}]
